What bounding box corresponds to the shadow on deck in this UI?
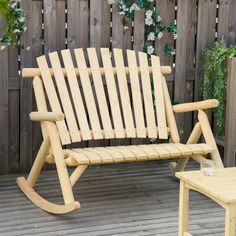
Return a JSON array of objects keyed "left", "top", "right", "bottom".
[{"left": 0, "top": 161, "right": 227, "bottom": 236}]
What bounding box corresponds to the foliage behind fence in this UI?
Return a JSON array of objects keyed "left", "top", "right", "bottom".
[{"left": 0, "top": 0, "right": 236, "bottom": 174}]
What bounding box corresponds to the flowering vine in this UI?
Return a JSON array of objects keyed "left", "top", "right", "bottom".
[
  {"left": 108, "top": 0, "right": 177, "bottom": 56},
  {"left": 0, "top": 0, "right": 27, "bottom": 50}
]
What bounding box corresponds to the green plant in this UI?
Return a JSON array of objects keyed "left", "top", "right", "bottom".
[
  {"left": 201, "top": 40, "right": 236, "bottom": 136},
  {"left": 0, "top": 0, "right": 27, "bottom": 49},
  {"left": 108, "top": 0, "right": 177, "bottom": 56}
]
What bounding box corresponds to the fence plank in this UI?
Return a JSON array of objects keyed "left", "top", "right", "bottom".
[
  {"left": 175, "top": 0, "right": 197, "bottom": 142},
  {"left": 0, "top": 16, "right": 9, "bottom": 175},
  {"left": 67, "top": 0, "right": 89, "bottom": 49},
  {"left": 224, "top": 58, "right": 236, "bottom": 167},
  {"left": 133, "top": 10, "right": 145, "bottom": 52},
  {"left": 218, "top": 0, "right": 236, "bottom": 45},
  {"left": 8, "top": 46, "right": 20, "bottom": 173},
  {"left": 194, "top": 0, "right": 217, "bottom": 102},
  {"left": 155, "top": 0, "right": 176, "bottom": 66}
]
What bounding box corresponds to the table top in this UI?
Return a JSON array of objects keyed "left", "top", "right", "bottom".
[{"left": 176, "top": 168, "right": 236, "bottom": 203}]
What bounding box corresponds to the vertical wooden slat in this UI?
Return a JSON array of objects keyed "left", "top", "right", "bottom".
[
  {"left": 195, "top": 0, "right": 217, "bottom": 102},
  {"left": 74, "top": 49, "right": 103, "bottom": 139},
  {"left": 151, "top": 55, "right": 168, "bottom": 139},
  {"left": 101, "top": 48, "right": 125, "bottom": 138},
  {"left": 44, "top": 0, "right": 57, "bottom": 54},
  {"left": 218, "top": 0, "right": 236, "bottom": 45},
  {"left": 56, "top": 0, "right": 66, "bottom": 51},
  {"left": 61, "top": 49, "right": 92, "bottom": 141},
  {"left": 0, "top": 16, "right": 9, "bottom": 174},
  {"left": 138, "top": 52, "right": 157, "bottom": 138},
  {"left": 112, "top": 3, "right": 124, "bottom": 49},
  {"left": 127, "top": 50, "right": 146, "bottom": 138},
  {"left": 67, "top": 0, "right": 89, "bottom": 49},
  {"left": 90, "top": 0, "right": 110, "bottom": 49},
  {"left": 20, "top": 0, "right": 34, "bottom": 172},
  {"left": 224, "top": 58, "right": 236, "bottom": 167},
  {"left": 31, "top": 0, "right": 43, "bottom": 166},
  {"left": 87, "top": 48, "right": 114, "bottom": 139},
  {"left": 37, "top": 56, "right": 71, "bottom": 145},
  {"left": 133, "top": 10, "right": 145, "bottom": 52},
  {"left": 113, "top": 49, "right": 135, "bottom": 137},
  {"left": 155, "top": 0, "right": 176, "bottom": 65},
  {"left": 49, "top": 52, "right": 81, "bottom": 142},
  {"left": 8, "top": 46, "right": 20, "bottom": 172},
  {"left": 175, "top": 0, "right": 197, "bottom": 142}
]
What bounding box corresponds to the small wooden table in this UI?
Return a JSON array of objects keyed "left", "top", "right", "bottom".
[{"left": 176, "top": 168, "right": 236, "bottom": 236}]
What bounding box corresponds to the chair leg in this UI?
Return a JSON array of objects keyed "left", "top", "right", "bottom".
[
  {"left": 27, "top": 136, "right": 50, "bottom": 188},
  {"left": 46, "top": 122, "right": 75, "bottom": 205},
  {"left": 198, "top": 110, "right": 224, "bottom": 168},
  {"left": 179, "top": 180, "right": 189, "bottom": 236},
  {"left": 225, "top": 205, "right": 236, "bottom": 236},
  {"left": 170, "top": 122, "right": 202, "bottom": 174}
]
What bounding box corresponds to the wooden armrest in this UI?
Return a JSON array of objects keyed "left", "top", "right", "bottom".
[
  {"left": 173, "top": 99, "right": 219, "bottom": 113},
  {"left": 30, "top": 112, "right": 65, "bottom": 121}
]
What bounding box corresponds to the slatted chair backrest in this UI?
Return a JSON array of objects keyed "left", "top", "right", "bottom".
[{"left": 36, "top": 48, "right": 179, "bottom": 145}]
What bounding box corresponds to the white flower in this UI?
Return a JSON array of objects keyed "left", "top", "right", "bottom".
[
  {"left": 147, "top": 32, "right": 155, "bottom": 41},
  {"left": 145, "top": 10, "right": 153, "bottom": 18},
  {"left": 145, "top": 17, "right": 154, "bottom": 26},
  {"left": 13, "top": 29, "right": 20, "bottom": 34},
  {"left": 130, "top": 3, "right": 140, "bottom": 12},
  {"left": 124, "top": 26, "right": 129, "bottom": 30},
  {"left": 173, "top": 33, "right": 178, "bottom": 39},
  {"left": 147, "top": 46, "right": 155, "bottom": 55},
  {"left": 171, "top": 49, "right": 176, "bottom": 55},
  {"left": 119, "top": 11, "right": 126, "bottom": 15},
  {"left": 148, "top": 0, "right": 154, "bottom": 2},
  {"left": 157, "top": 15, "right": 161, "bottom": 22},
  {"left": 157, "top": 32, "right": 163, "bottom": 39},
  {"left": 19, "top": 16, "right": 25, "bottom": 23},
  {"left": 107, "top": 0, "right": 116, "bottom": 4},
  {"left": 0, "top": 45, "right": 6, "bottom": 50},
  {"left": 26, "top": 46, "right": 31, "bottom": 51}
]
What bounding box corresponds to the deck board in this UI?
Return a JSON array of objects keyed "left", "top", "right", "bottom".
[{"left": 0, "top": 161, "right": 230, "bottom": 235}]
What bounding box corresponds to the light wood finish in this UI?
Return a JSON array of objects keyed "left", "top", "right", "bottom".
[
  {"left": 29, "top": 112, "right": 64, "bottom": 122},
  {"left": 61, "top": 143, "right": 214, "bottom": 165},
  {"left": 49, "top": 52, "right": 81, "bottom": 142},
  {"left": 61, "top": 49, "right": 92, "bottom": 141},
  {"left": 101, "top": 48, "right": 125, "bottom": 138},
  {"left": 179, "top": 180, "right": 189, "bottom": 236},
  {"left": 198, "top": 110, "right": 224, "bottom": 168},
  {"left": 37, "top": 56, "right": 71, "bottom": 145},
  {"left": 138, "top": 51, "right": 157, "bottom": 138},
  {"left": 151, "top": 55, "right": 168, "bottom": 139},
  {"left": 22, "top": 66, "right": 172, "bottom": 78},
  {"left": 170, "top": 122, "right": 202, "bottom": 173},
  {"left": 173, "top": 99, "right": 219, "bottom": 113},
  {"left": 18, "top": 48, "right": 223, "bottom": 214},
  {"left": 17, "top": 177, "right": 80, "bottom": 214},
  {"left": 176, "top": 168, "right": 236, "bottom": 236},
  {"left": 74, "top": 48, "right": 103, "bottom": 140},
  {"left": 113, "top": 48, "right": 135, "bottom": 138},
  {"left": 127, "top": 50, "right": 146, "bottom": 138},
  {"left": 87, "top": 48, "right": 114, "bottom": 139},
  {"left": 70, "top": 165, "right": 88, "bottom": 187},
  {"left": 162, "top": 75, "right": 180, "bottom": 143}
]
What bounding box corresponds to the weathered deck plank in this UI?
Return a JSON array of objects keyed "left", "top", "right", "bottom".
[{"left": 0, "top": 161, "right": 230, "bottom": 235}]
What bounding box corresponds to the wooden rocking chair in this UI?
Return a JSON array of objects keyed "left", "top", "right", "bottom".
[{"left": 17, "top": 48, "right": 224, "bottom": 214}]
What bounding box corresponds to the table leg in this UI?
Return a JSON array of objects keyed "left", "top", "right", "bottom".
[
  {"left": 225, "top": 205, "right": 236, "bottom": 236},
  {"left": 179, "top": 180, "right": 189, "bottom": 236}
]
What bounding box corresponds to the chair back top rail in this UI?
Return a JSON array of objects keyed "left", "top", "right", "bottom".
[{"left": 22, "top": 66, "right": 172, "bottom": 78}]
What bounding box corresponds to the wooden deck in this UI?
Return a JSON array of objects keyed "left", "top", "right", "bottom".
[{"left": 0, "top": 160, "right": 229, "bottom": 236}]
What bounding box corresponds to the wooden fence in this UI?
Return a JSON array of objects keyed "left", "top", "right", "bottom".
[{"left": 0, "top": 0, "right": 236, "bottom": 174}]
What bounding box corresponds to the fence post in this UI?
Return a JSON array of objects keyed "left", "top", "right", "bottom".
[
  {"left": 224, "top": 57, "right": 236, "bottom": 167},
  {"left": 0, "top": 15, "right": 9, "bottom": 174}
]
